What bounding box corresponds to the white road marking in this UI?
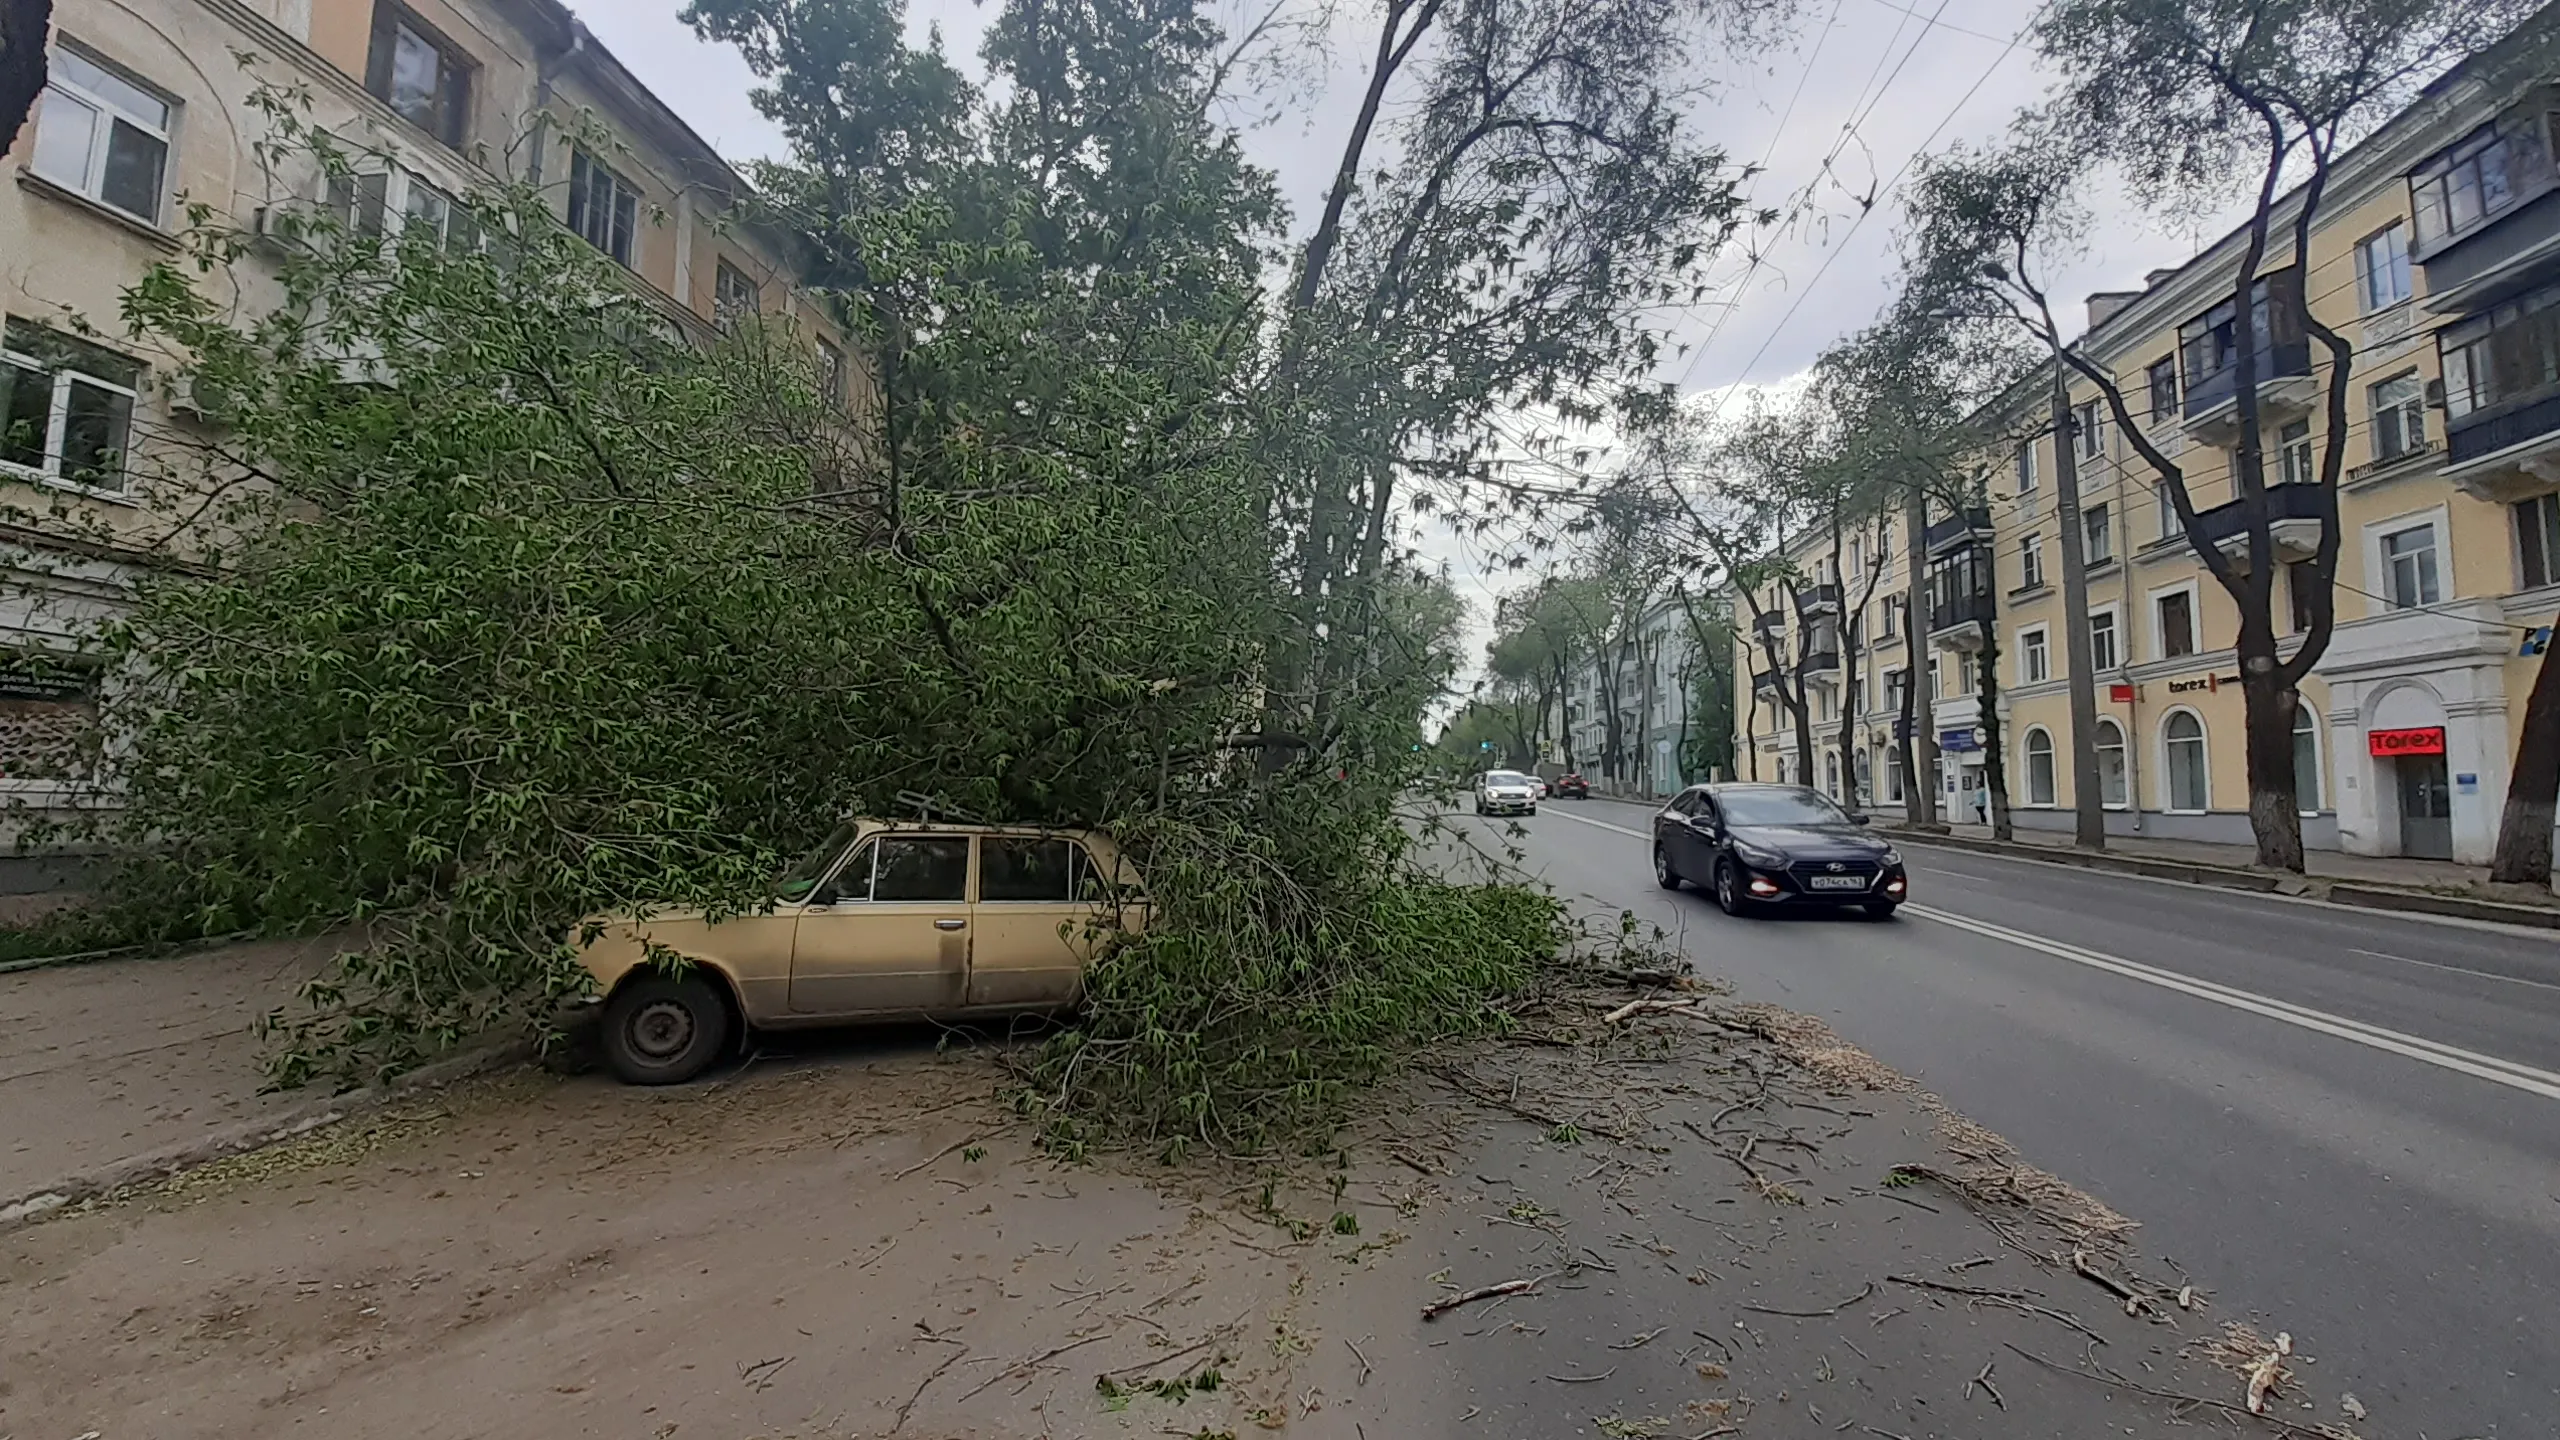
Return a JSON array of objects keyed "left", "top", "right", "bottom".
[
  {"left": 1908, "top": 905, "right": 2560, "bottom": 1103},
  {"left": 1542, "top": 809, "right": 1650, "bottom": 841},
  {"left": 1535, "top": 803, "right": 2560, "bottom": 1104},
  {"left": 2351, "top": 947, "right": 2560, "bottom": 994}
]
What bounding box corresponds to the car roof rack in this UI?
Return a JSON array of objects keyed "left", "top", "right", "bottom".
[{"left": 894, "top": 790, "right": 990, "bottom": 825}]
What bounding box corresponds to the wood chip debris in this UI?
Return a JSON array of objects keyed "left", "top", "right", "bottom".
[{"left": 2245, "top": 1331, "right": 2293, "bottom": 1414}]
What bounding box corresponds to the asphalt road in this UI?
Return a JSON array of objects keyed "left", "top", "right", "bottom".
[{"left": 1475, "top": 796, "right": 2560, "bottom": 1439}]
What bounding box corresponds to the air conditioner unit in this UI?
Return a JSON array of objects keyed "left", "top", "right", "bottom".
[{"left": 2424, "top": 377, "right": 2447, "bottom": 409}]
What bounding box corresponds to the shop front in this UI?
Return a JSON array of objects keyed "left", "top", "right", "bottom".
[{"left": 2316, "top": 601, "right": 2514, "bottom": 865}]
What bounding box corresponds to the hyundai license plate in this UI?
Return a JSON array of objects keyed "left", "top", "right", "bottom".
[{"left": 1806, "top": 875, "right": 1868, "bottom": 891}]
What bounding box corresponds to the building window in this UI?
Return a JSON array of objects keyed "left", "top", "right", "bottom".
[
  {"left": 2146, "top": 357, "right": 2178, "bottom": 419},
  {"left": 2024, "top": 727, "right": 2056, "bottom": 806},
  {"left": 2439, "top": 279, "right": 2560, "bottom": 420},
  {"left": 2411, "top": 123, "right": 2526, "bottom": 249},
  {"left": 567, "top": 148, "right": 639, "bottom": 267},
  {"left": 2089, "top": 609, "right": 2119, "bottom": 672},
  {"left": 0, "top": 318, "right": 141, "bottom": 492},
  {"left": 815, "top": 338, "right": 847, "bottom": 406},
  {"left": 2156, "top": 588, "right": 2196, "bottom": 659},
  {"left": 2163, "top": 710, "right": 2208, "bottom": 812},
  {"left": 2020, "top": 533, "right": 2044, "bottom": 589},
  {"left": 2355, "top": 223, "right": 2411, "bottom": 312},
  {"left": 2369, "top": 371, "right": 2427, "bottom": 461},
  {"left": 366, "top": 4, "right": 472, "bottom": 147},
  {"left": 2520, "top": 492, "right": 2560, "bottom": 589},
  {"left": 2381, "top": 523, "right": 2442, "bottom": 608},
  {"left": 2292, "top": 703, "right": 2322, "bottom": 813},
  {"left": 2277, "top": 420, "right": 2313, "bottom": 487},
  {"left": 2094, "top": 718, "right": 2128, "bottom": 808},
  {"left": 2155, "top": 482, "right": 2178, "bottom": 542},
  {"left": 2074, "top": 399, "right": 2103, "bottom": 459},
  {"left": 2287, "top": 559, "right": 2321, "bottom": 634},
  {"left": 30, "top": 48, "right": 172, "bottom": 226},
  {"left": 2020, "top": 626, "right": 2050, "bottom": 685},
  {"left": 2083, "top": 502, "right": 2112, "bottom": 565},
  {"left": 714, "top": 260, "right": 760, "bottom": 330},
  {"left": 2016, "top": 440, "right": 2038, "bottom": 494}
]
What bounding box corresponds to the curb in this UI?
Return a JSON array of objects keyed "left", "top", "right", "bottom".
[
  {"left": 0, "top": 1037, "right": 533, "bottom": 1231},
  {"left": 1889, "top": 828, "right": 2560, "bottom": 929}
]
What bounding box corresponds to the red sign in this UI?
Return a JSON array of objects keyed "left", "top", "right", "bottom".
[
  {"left": 2368, "top": 726, "right": 2445, "bottom": 757},
  {"left": 2108, "top": 684, "right": 2135, "bottom": 704}
]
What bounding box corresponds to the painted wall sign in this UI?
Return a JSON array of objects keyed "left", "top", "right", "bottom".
[
  {"left": 2164, "top": 672, "right": 2241, "bottom": 696},
  {"left": 2108, "top": 683, "right": 2135, "bottom": 703},
  {"left": 1938, "top": 727, "right": 1980, "bottom": 753},
  {"left": 2367, "top": 726, "right": 2446, "bottom": 757}
]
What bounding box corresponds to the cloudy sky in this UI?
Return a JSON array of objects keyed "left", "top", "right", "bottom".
[{"left": 565, "top": 0, "right": 2245, "bottom": 701}]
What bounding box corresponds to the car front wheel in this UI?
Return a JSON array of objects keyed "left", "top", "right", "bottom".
[
  {"left": 1654, "top": 845, "right": 1681, "bottom": 890},
  {"left": 600, "top": 972, "right": 734, "bottom": 1085},
  {"left": 1864, "top": 902, "right": 1900, "bottom": 921},
  {"left": 1714, "top": 859, "right": 1751, "bottom": 918}
]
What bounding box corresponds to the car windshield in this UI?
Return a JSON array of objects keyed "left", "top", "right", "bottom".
[
  {"left": 1716, "top": 789, "right": 1853, "bottom": 826},
  {"left": 775, "top": 821, "right": 863, "bottom": 901},
  {"left": 1486, "top": 771, "right": 1530, "bottom": 785}
]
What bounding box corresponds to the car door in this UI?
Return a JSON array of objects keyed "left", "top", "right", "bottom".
[
  {"left": 787, "top": 833, "right": 973, "bottom": 1016},
  {"left": 1676, "top": 792, "right": 1723, "bottom": 877},
  {"left": 966, "top": 834, "right": 1102, "bottom": 1009}
]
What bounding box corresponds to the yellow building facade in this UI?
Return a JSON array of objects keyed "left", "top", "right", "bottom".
[
  {"left": 1740, "top": 37, "right": 2560, "bottom": 867},
  {"left": 1, "top": 0, "right": 855, "bottom": 812}
]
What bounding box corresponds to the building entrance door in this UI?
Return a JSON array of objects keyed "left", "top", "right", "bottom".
[{"left": 2394, "top": 753, "right": 2453, "bottom": 860}]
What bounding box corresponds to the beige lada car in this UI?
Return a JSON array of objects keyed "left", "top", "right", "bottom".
[{"left": 570, "top": 820, "right": 1146, "bottom": 1084}]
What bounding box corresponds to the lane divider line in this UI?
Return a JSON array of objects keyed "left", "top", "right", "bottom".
[{"left": 1524, "top": 806, "right": 2560, "bottom": 1104}]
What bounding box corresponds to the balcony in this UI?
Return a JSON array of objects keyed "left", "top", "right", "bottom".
[
  {"left": 1925, "top": 507, "right": 1994, "bottom": 557},
  {"left": 2444, "top": 388, "right": 2560, "bottom": 503},
  {"left": 1798, "top": 645, "right": 1841, "bottom": 686},
  {"left": 2182, "top": 340, "right": 2316, "bottom": 444},
  {"left": 1796, "top": 583, "right": 1841, "bottom": 617},
  {"left": 2192, "top": 481, "right": 2326, "bottom": 568},
  {"left": 1752, "top": 668, "right": 1784, "bottom": 696},
  {"left": 1928, "top": 590, "right": 1995, "bottom": 651},
  {"left": 1751, "top": 608, "right": 1787, "bottom": 637}
]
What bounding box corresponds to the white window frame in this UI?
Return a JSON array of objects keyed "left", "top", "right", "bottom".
[
  {"left": 0, "top": 324, "right": 142, "bottom": 497},
  {"left": 2154, "top": 481, "right": 2179, "bottom": 542},
  {"left": 2018, "top": 623, "right": 2051, "bottom": 685},
  {"left": 2083, "top": 501, "right": 2113, "bottom": 564},
  {"left": 2276, "top": 419, "right": 2313, "bottom": 488},
  {"left": 2075, "top": 400, "right": 2104, "bottom": 459},
  {"left": 2016, "top": 439, "right": 2039, "bottom": 494},
  {"left": 567, "top": 146, "right": 640, "bottom": 268},
  {"left": 30, "top": 44, "right": 175, "bottom": 227},
  {"left": 2355, "top": 222, "right": 2411, "bottom": 313},
  {"left": 2159, "top": 706, "right": 2210, "bottom": 814},
  {"left": 2093, "top": 717, "right": 2129, "bottom": 810},
  {"left": 2019, "top": 532, "right": 2045, "bottom": 590},
  {"left": 2087, "top": 603, "right": 2121, "bottom": 673},
  {"left": 2148, "top": 578, "right": 2200, "bottom": 662},
  {"left": 2292, "top": 700, "right": 2325, "bottom": 817},
  {"left": 2362, "top": 504, "right": 2451, "bottom": 616},
  {"left": 714, "top": 258, "right": 760, "bottom": 330},
  {"left": 2022, "top": 725, "right": 2057, "bottom": 807},
  {"left": 2368, "top": 370, "right": 2428, "bottom": 463},
  {"left": 2519, "top": 491, "right": 2560, "bottom": 591}
]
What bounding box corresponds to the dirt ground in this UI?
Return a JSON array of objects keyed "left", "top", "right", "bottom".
[{"left": 1, "top": 998, "right": 2360, "bottom": 1440}]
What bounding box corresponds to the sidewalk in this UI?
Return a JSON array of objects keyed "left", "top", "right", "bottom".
[
  {"left": 1903, "top": 819, "right": 2560, "bottom": 923},
  {"left": 1, "top": 937, "right": 341, "bottom": 1218}
]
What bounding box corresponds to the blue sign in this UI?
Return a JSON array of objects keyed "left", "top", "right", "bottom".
[
  {"left": 2526, "top": 626, "right": 2553, "bottom": 658},
  {"left": 1938, "top": 727, "right": 1981, "bottom": 753}
]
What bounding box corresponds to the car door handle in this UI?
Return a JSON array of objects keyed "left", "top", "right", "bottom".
[{"left": 935, "top": 919, "right": 967, "bottom": 931}]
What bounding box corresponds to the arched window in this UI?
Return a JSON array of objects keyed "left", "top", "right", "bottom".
[
  {"left": 2163, "top": 710, "right": 2208, "bottom": 812},
  {"left": 1855, "top": 748, "right": 1873, "bottom": 802},
  {"left": 2094, "top": 719, "right": 2128, "bottom": 808},
  {"left": 2292, "top": 703, "right": 2322, "bottom": 813},
  {"left": 1824, "top": 750, "right": 1842, "bottom": 797},
  {"left": 2024, "top": 727, "right": 2057, "bottom": 806}
]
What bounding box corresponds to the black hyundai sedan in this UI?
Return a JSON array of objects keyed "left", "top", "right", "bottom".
[{"left": 1652, "top": 783, "right": 1908, "bottom": 919}]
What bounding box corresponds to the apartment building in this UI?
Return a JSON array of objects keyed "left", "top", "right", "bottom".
[
  {"left": 1, "top": 0, "right": 853, "bottom": 796},
  {"left": 1732, "top": 520, "right": 1926, "bottom": 813},
  {"left": 1553, "top": 598, "right": 1713, "bottom": 796},
  {"left": 1740, "top": 25, "right": 2560, "bottom": 866}
]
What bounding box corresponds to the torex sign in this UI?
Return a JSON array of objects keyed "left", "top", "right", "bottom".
[{"left": 2367, "top": 726, "right": 2446, "bottom": 757}]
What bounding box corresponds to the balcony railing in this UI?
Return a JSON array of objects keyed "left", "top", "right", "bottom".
[
  {"left": 1798, "top": 646, "right": 1840, "bottom": 676},
  {"left": 1928, "top": 590, "right": 1995, "bottom": 635},
  {"left": 2183, "top": 339, "right": 2313, "bottom": 422},
  {"left": 2191, "top": 481, "right": 2327, "bottom": 549},
  {"left": 1752, "top": 608, "right": 1787, "bottom": 635},
  {"left": 1752, "top": 669, "right": 1783, "bottom": 694},
  {"left": 1796, "top": 583, "right": 1842, "bottom": 615},
  {"left": 1924, "top": 507, "right": 1993, "bottom": 555},
  {"left": 2448, "top": 388, "right": 2560, "bottom": 469}
]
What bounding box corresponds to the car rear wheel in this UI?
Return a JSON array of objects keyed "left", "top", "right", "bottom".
[
  {"left": 1714, "top": 859, "right": 1750, "bottom": 918},
  {"left": 1653, "top": 845, "right": 1682, "bottom": 890},
  {"left": 601, "top": 972, "right": 733, "bottom": 1086}
]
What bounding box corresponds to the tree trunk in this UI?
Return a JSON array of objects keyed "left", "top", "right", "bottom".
[
  {"left": 1977, "top": 630, "right": 2011, "bottom": 841},
  {"left": 2237, "top": 619, "right": 2304, "bottom": 870},
  {"left": 2048, "top": 364, "right": 2107, "bottom": 850},
  {"left": 2490, "top": 629, "right": 2560, "bottom": 886},
  {"left": 1902, "top": 486, "right": 1937, "bottom": 827},
  {"left": 0, "top": 0, "right": 49, "bottom": 157}
]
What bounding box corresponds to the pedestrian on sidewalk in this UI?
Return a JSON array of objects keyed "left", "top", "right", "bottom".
[{"left": 1973, "top": 779, "right": 1989, "bottom": 825}]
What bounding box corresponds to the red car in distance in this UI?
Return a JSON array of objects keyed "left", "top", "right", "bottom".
[{"left": 1551, "top": 773, "right": 1590, "bottom": 799}]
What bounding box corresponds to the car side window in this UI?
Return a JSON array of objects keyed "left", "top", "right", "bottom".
[
  {"left": 870, "top": 836, "right": 971, "bottom": 903},
  {"left": 1692, "top": 795, "right": 1721, "bottom": 828},
  {"left": 822, "top": 841, "right": 875, "bottom": 902},
  {"left": 981, "top": 836, "right": 1079, "bottom": 902}
]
